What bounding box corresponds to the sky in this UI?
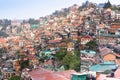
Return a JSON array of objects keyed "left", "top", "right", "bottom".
[{"left": 0, "top": 0, "right": 120, "bottom": 20}]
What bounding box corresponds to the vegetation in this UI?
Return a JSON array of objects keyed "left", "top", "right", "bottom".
[
  {"left": 55, "top": 47, "right": 66, "bottom": 60},
  {"left": 62, "top": 51, "right": 80, "bottom": 71},
  {"left": 52, "top": 8, "right": 69, "bottom": 17},
  {"left": 10, "top": 76, "right": 21, "bottom": 80},
  {"left": 28, "top": 18, "right": 39, "bottom": 25},
  {"left": 15, "top": 54, "right": 30, "bottom": 70},
  {"left": 85, "top": 40, "right": 97, "bottom": 50},
  {"left": 19, "top": 59, "right": 29, "bottom": 70},
  {"left": 54, "top": 46, "right": 81, "bottom": 72},
  {"left": 39, "top": 53, "right": 49, "bottom": 63}
]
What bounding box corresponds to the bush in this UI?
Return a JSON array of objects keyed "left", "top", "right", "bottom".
[{"left": 10, "top": 76, "right": 21, "bottom": 80}]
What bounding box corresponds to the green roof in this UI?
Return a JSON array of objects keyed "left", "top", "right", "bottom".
[
  {"left": 80, "top": 50, "right": 96, "bottom": 55},
  {"left": 89, "top": 62, "right": 117, "bottom": 72},
  {"left": 31, "top": 24, "right": 39, "bottom": 28}
]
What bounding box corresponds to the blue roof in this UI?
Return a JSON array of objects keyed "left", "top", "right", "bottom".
[
  {"left": 80, "top": 50, "right": 96, "bottom": 55},
  {"left": 98, "top": 3, "right": 105, "bottom": 8},
  {"left": 89, "top": 62, "right": 117, "bottom": 72},
  {"left": 102, "top": 61, "right": 115, "bottom": 64},
  {"left": 43, "top": 50, "right": 52, "bottom": 53}
]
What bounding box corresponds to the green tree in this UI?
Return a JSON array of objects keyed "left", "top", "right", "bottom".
[
  {"left": 10, "top": 76, "right": 21, "bottom": 80},
  {"left": 39, "top": 52, "right": 48, "bottom": 63},
  {"left": 54, "top": 47, "right": 67, "bottom": 67},
  {"left": 62, "top": 51, "right": 80, "bottom": 72},
  {"left": 85, "top": 40, "right": 97, "bottom": 50},
  {"left": 74, "top": 49, "right": 81, "bottom": 57},
  {"left": 55, "top": 47, "right": 66, "bottom": 60},
  {"left": 20, "top": 59, "right": 29, "bottom": 70}
]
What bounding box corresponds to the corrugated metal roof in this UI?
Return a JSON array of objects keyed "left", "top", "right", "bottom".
[
  {"left": 29, "top": 68, "right": 76, "bottom": 80},
  {"left": 31, "top": 24, "right": 39, "bottom": 28},
  {"left": 89, "top": 62, "right": 117, "bottom": 72}
]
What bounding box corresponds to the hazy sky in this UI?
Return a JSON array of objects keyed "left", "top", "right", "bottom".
[{"left": 0, "top": 0, "right": 120, "bottom": 19}]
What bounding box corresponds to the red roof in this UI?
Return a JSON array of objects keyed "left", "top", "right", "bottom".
[
  {"left": 81, "top": 35, "right": 93, "bottom": 41},
  {"left": 29, "top": 68, "right": 76, "bottom": 80},
  {"left": 27, "top": 54, "right": 36, "bottom": 60},
  {"left": 49, "top": 39, "right": 61, "bottom": 43},
  {"left": 0, "top": 38, "right": 7, "bottom": 43},
  {"left": 115, "top": 67, "right": 120, "bottom": 79},
  {"left": 81, "top": 35, "right": 92, "bottom": 38},
  {"left": 55, "top": 70, "right": 76, "bottom": 79}
]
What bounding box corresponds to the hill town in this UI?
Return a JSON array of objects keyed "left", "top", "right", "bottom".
[{"left": 0, "top": 1, "right": 120, "bottom": 80}]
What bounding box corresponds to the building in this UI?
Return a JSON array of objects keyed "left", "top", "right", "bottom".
[
  {"left": 1, "top": 70, "right": 16, "bottom": 80},
  {"left": 100, "top": 47, "right": 116, "bottom": 62},
  {"left": 80, "top": 35, "right": 93, "bottom": 45},
  {"left": 67, "top": 42, "right": 74, "bottom": 51}
]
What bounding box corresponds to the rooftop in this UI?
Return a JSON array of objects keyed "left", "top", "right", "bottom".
[{"left": 29, "top": 67, "right": 76, "bottom": 80}]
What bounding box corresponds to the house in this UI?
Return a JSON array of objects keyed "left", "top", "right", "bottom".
[
  {"left": 115, "top": 66, "right": 120, "bottom": 78},
  {"left": 67, "top": 42, "right": 74, "bottom": 51},
  {"left": 1, "top": 60, "right": 21, "bottom": 80},
  {"left": 114, "top": 53, "right": 120, "bottom": 66},
  {"left": 100, "top": 47, "right": 120, "bottom": 65},
  {"left": 100, "top": 47, "right": 116, "bottom": 62},
  {"left": 27, "top": 54, "right": 39, "bottom": 67},
  {"left": 115, "top": 28, "right": 120, "bottom": 35},
  {"left": 97, "top": 34, "right": 118, "bottom": 44},
  {"left": 111, "top": 10, "right": 120, "bottom": 19},
  {"left": 81, "top": 57, "right": 96, "bottom": 72},
  {"left": 80, "top": 35, "right": 93, "bottom": 45},
  {"left": 108, "top": 23, "right": 120, "bottom": 34},
  {"left": 96, "top": 73, "right": 120, "bottom": 80},
  {"left": 80, "top": 50, "right": 96, "bottom": 58},
  {"left": 14, "top": 59, "right": 21, "bottom": 72},
  {"left": 96, "top": 66, "right": 120, "bottom": 80},
  {"left": 98, "top": 3, "right": 105, "bottom": 8},
  {"left": 89, "top": 62, "right": 117, "bottom": 72},
  {"left": 11, "top": 20, "right": 21, "bottom": 27},
  {"left": 28, "top": 67, "right": 76, "bottom": 80},
  {"left": 1, "top": 70, "right": 16, "bottom": 80},
  {"left": 0, "top": 38, "right": 7, "bottom": 48}
]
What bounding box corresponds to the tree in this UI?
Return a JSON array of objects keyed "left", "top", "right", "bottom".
[
  {"left": 39, "top": 52, "right": 49, "bottom": 63},
  {"left": 85, "top": 40, "right": 97, "bottom": 50},
  {"left": 10, "top": 76, "right": 21, "bottom": 80},
  {"left": 20, "top": 59, "right": 29, "bottom": 70},
  {"left": 74, "top": 49, "right": 81, "bottom": 57},
  {"left": 55, "top": 47, "right": 66, "bottom": 61},
  {"left": 62, "top": 51, "right": 80, "bottom": 72},
  {"left": 28, "top": 18, "right": 39, "bottom": 25},
  {"left": 74, "top": 37, "right": 82, "bottom": 50}
]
